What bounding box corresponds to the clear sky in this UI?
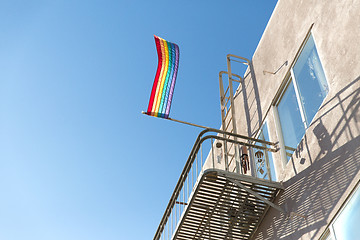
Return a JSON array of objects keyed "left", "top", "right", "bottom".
[{"left": 0, "top": 1, "right": 277, "bottom": 239}]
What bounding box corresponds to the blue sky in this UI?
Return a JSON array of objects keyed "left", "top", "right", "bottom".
[{"left": 0, "top": 1, "right": 277, "bottom": 239}]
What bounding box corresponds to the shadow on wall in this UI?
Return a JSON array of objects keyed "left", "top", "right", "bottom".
[
  {"left": 253, "top": 76, "right": 360, "bottom": 240},
  {"left": 236, "top": 60, "right": 288, "bottom": 137},
  {"left": 237, "top": 61, "right": 263, "bottom": 137}
]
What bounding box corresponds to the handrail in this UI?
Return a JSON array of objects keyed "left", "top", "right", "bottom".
[{"left": 153, "top": 129, "right": 279, "bottom": 240}]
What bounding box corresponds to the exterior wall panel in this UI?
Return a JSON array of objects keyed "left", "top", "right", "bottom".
[{"left": 230, "top": 0, "right": 360, "bottom": 239}]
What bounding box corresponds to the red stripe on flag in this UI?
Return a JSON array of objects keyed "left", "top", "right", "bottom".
[{"left": 147, "top": 36, "right": 163, "bottom": 114}]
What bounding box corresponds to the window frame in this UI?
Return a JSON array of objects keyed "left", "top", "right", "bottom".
[
  {"left": 290, "top": 67, "right": 308, "bottom": 128},
  {"left": 319, "top": 183, "right": 360, "bottom": 240},
  {"left": 319, "top": 229, "right": 333, "bottom": 240},
  {"left": 273, "top": 32, "right": 329, "bottom": 165}
]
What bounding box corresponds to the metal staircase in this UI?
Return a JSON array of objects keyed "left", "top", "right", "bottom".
[
  {"left": 172, "top": 169, "right": 284, "bottom": 240},
  {"left": 152, "top": 55, "right": 287, "bottom": 240},
  {"left": 152, "top": 129, "right": 284, "bottom": 240}
]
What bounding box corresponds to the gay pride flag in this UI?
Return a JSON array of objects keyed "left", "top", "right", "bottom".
[{"left": 145, "top": 35, "right": 179, "bottom": 119}]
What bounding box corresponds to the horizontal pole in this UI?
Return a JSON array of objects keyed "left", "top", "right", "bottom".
[
  {"left": 141, "top": 111, "right": 278, "bottom": 147},
  {"left": 141, "top": 111, "right": 210, "bottom": 129}
]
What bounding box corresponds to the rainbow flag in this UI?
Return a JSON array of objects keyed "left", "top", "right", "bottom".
[{"left": 145, "top": 35, "right": 180, "bottom": 119}]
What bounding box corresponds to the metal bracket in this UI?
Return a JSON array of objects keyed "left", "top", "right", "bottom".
[
  {"left": 228, "top": 178, "right": 286, "bottom": 214},
  {"left": 263, "top": 61, "right": 288, "bottom": 75},
  {"left": 228, "top": 178, "right": 307, "bottom": 220}
]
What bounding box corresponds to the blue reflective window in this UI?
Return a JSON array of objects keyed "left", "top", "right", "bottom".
[
  {"left": 278, "top": 80, "right": 306, "bottom": 150},
  {"left": 332, "top": 187, "right": 360, "bottom": 240},
  {"left": 293, "top": 35, "right": 329, "bottom": 125},
  {"left": 277, "top": 34, "right": 328, "bottom": 160}
]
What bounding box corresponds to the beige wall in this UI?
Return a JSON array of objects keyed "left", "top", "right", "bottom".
[{"left": 229, "top": 0, "right": 360, "bottom": 239}]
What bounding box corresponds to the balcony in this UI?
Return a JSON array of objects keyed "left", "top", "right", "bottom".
[{"left": 153, "top": 129, "right": 284, "bottom": 240}]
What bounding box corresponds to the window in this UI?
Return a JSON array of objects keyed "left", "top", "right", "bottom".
[
  {"left": 277, "top": 80, "right": 306, "bottom": 158},
  {"left": 332, "top": 186, "right": 360, "bottom": 239},
  {"left": 276, "top": 34, "right": 329, "bottom": 160},
  {"left": 320, "top": 185, "right": 360, "bottom": 240}
]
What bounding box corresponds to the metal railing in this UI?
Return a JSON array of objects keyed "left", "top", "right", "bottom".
[{"left": 153, "top": 128, "right": 279, "bottom": 240}]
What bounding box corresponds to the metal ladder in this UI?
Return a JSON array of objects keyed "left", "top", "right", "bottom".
[{"left": 218, "top": 54, "right": 251, "bottom": 174}]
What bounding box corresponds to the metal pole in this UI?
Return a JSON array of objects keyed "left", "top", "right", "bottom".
[
  {"left": 211, "top": 138, "right": 215, "bottom": 168},
  {"left": 201, "top": 144, "right": 203, "bottom": 174},
  {"left": 183, "top": 181, "right": 186, "bottom": 208},
  {"left": 175, "top": 198, "right": 177, "bottom": 232},
  {"left": 142, "top": 111, "right": 210, "bottom": 129},
  {"left": 187, "top": 177, "right": 189, "bottom": 203},
  {"left": 195, "top": 154, "right": 198, "bottom": 180},
  {"left": 192, "top": 162, "right": 194, "bottom": 189},
  {"left": 219, "top": 71, "right": 229, "bottom": 171},
  {"left": 272, "top": 105, "right": 288, "bottom": 167},
  {"left": 226, "top": 56, "right": 241, "bottom": 174}
]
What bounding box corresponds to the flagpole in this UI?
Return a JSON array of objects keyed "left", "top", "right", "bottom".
[{"left": 141, "top": 111, "right": 213, "bottom": 130}]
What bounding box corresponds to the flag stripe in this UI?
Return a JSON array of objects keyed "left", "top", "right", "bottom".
[
  {"left": 159, "top": 42, "right": 173, "bottom": 115},
  {"left": 165, "top": 44, "right": 179, "bottom": 116},
  {"left": 146, "top": 36, "right": 179, "bottom": 118},
  {"left": 161, "top": 43, "right": 175, "bottom": 115},
  {"left": 147, "top": 36, "right": 163, "bottom": 114},
  {"left": 151, "top": 38, "right": 167, "bottom": 115},
  {"left": 155, "top": 40, "right": 169, "bottom": 116}
]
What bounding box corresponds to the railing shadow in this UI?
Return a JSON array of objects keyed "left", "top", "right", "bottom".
[
  {"left": 236, "top": 60, "right": 288, "bottom": 138},
  {"left": 238, "top": 61, "right": 263, "bottom": 138},
  {"left": 253, "top": 76, "right": 360, "bottom": 239}
]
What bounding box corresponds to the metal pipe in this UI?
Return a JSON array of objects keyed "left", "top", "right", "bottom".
[
  {"left": 226, "top": 54, "right": 251, "bottom": 174},
  {"left": 272, "top": 105, "right": 288, "bottom": 168},
  {"left": 211, "top": 138, "right": 215, "bottom": 168},
  {"left": 219, "top": 71, "right": 242, "bottom": 172},
  {"left": 227, "top": 54, "right": 251, "bottom": 66}
]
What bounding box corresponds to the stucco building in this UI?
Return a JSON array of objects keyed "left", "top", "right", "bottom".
[{"left": 153, "top": 0, "right": 360, "bottom": 239}]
